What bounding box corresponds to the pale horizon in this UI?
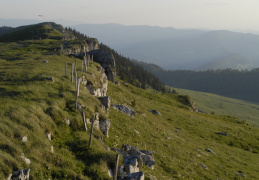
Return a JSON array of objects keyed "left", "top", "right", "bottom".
[{"left": 1, "top": 0, "right": 259, "bottom": 32}]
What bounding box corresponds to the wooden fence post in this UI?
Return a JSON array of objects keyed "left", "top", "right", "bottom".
[
  {"left": 71, "top": 63, "right": 74, "bottom": 83},
  {"left": 82, "top": 112, "right": 87, "bottom": 132},
  {"left": 114, "top": 154, "right": 120, "bottom": 180},
  {"left": 75, "top": 72, "right": 77, "bottom": 90},
  {"left": 74, "top": 60, "right": 77, "bottom": 74},
  {"left": 77, "top": 77, "right": 80, "bottom": 97}
]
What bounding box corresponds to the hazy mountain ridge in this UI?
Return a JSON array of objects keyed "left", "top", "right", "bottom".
[{"left": 73, "top": 24, "right": 259, "bottom": 70}]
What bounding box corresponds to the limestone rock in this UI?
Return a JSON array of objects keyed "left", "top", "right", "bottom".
[
  {"left": 88, "top": 49, "right": 116, "bottom": 82},
  {"left": 20, "top": 153, "right": 31, "bottom": 165},
  {"left": 64, "top": 118, "right": 70, "bottom": 125},
  {"left": 45, "top": 132, "right": 52, "bottom": 140},
  {"left": 149, "top": 110, "right": 161, "bottom": 115},
  {"left": 99, "top": 119, "right": 110, "bottom": 137},
  {"left": 21, "top": 136, "right": 28, "bottom": 142},
  {"left": 111, "top": 104, "right": 136, "bottom": 116},
  {"left": 216, "top": 132, "right": 228, "bottom": 136},
  {"left": 42, "top": 60, "right": 48, "bottom": 63},
  {"left": 98, "top": 96, "right": 111, "bottom": 111},
  {"left": 8, "top": 168, "right": 30, "bottom": 180},
  {"left": 47, "top": 77, "right": 54, "bottom": 82},
  {"left": 206, "top": 148, "right": 215, "bottom": 154},
  {"left": 124, "top": 171, "right": 144, "bottom": 180}
]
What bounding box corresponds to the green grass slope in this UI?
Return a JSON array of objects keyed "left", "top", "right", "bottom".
[
  {"left": 176, "top": 88, "right": 259, "bottom": 127},
  {"left": 0, "top": 23, "right": 258, "bottom": 179}
]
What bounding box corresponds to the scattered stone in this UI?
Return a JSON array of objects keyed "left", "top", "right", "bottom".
[
  {"left": 196, "top": 149, "right": 209, "bottom": 157},
  {"left": 122, "top": 82, "right": 128, "bottom": 87},
  {"left": 45, "top": 132, "right": 52, "bottom": 140},
  {"left": 81, "top": 76, "right": 87, "bottom": 85},
  {"left": 8, "top": 168, "right": 30, "bottom": 180},
  {"left": 174, "top": 130, "right": 184, "bottom": 134},
  {"left": 112, "top": 147, "right": 129, "bottom": 156},
  {"left": 216, "top": 132, "right": 228, "bottom": 136},
  {"left": 133, "top": 130, "right": 140, "bottom": 135},
  {"left": 99, "top": 118, "right": 111, "bottom": 137},
  {"left": 105, "top": 146, "right": 111, "bottom": 152},
  {"left": 108, "top": 169, "right": 113, "bottom": 177},
  {"left": 64, "top": 118, "right": 70, "bottom": 125},
  {"left": 124, "top": 171, "right": 144, "bottom": 180},
  {"left": 74, "top": 103, "right": 84, "bottom": 111},
  {"left": 148, "top": 110, "right": 161, "bottom": 115},
  {"left": 235, "top": 172, "right": 247, "bottom": 178},
  {"left": 47, "top": 77, "right": 54, "bottom": 82},
  {"left": 201, "top": 164, "right": 207, "bottom": 169},
  {"left": 21, "top": 136, "right": 28, "bottom": 142},
  {"left": 51, "top": 145, "right": 54, "bottom": 153},
  {"left": 42, "top": 60, "right": 48, "bottom": 63},
  {"left": 146, "top": 174, "right": 157, "bottom": 180},
  {"left": 85, "top": 118, "right": 91, "bottom": 124},
  {"left": 115, "top": 81, "right": 120, "bottom": 85},
  {"left": 20, "top": 153, "right": 31, "bottom": 165},
  {"left": 206, "top": 148, "right": 215, "bottom": 154},
  {"left": 111, "top": 104, "right": 136, "bottom": 116}
]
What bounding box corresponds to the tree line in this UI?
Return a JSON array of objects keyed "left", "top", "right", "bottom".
[{"left": 152, "top": 68, "right": 259, "bottom": 103}]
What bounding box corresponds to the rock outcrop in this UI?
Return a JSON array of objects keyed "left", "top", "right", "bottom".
[
  {"left": 111, "top": 105, "right": 136, "bottom": 116},
  {"left": 88, "top": 49, "right": 116, "bottom": 82},
  {"left": 7, "top": 168, "right": 30, "bottom": 180}
]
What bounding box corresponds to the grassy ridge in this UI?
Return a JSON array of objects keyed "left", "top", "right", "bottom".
[{"left": 176, "top": 88, "right": 259, "bottom": 127}]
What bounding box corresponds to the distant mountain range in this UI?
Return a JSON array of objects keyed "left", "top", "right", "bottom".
[{"left": 73, "top": 23, "right": 259, "bottom": 70}]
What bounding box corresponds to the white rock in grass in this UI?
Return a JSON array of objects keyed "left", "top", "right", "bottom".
[
  {"left": 21, "top": 153, "right": 31, "bottom": 165},
  {"left": 21, "top": 136, "right": 28, "bottom": 142}
]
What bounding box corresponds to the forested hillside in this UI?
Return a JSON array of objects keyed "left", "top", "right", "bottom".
[{"left": 137, "top": 64, "right": 259, "bottom": 103}]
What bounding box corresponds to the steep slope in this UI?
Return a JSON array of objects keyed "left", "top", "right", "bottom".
[{"left": 0, "top": 23, "right": 258, "bottom": 179}]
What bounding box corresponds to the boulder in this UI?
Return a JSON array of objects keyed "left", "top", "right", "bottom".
[
  {"left": 21, "top": 136, "right": 28, "bottom": 142},
  {"left": 111, "top": 105, "right": 136, "bottom": 116},
  {"left": 206, "top": 148, "right": 215, "bottom": 154},
  {"left": 20, "top": 153, "right": 30, "bottom": 165},
  {"left": 88, "top": 49, "right": 116, "bottom": 82},
  {"left": 216, "top": 132, "right": 228, "bottom": 136},
  {"left": 99, "top": 119, "right": 111, "bottom": 137},
  {"left": 124, "top": 171, "right": 144, "bottom": 180},
  {"left": 98, "top": 96, "right": 111, "bottom": 111},
  {"left": 8, "top": 168, "right": 30, "bottom": 180},
  {"left": 149, "top": 110, "right": 161, "bottom": 115}
]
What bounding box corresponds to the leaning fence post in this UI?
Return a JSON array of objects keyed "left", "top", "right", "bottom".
[
  {"left": 71, "top": 63, "right": 74, "bottom": 83},
  {"left": 74, "top": 60, "right": 77, "bottom": 74},
  {"left": 88, "top": 115, "right": 95, "bottom": 148},
  {"left": 77, "top": 77, "right": 80, "bottom": 97},
  {"left": 82, "top": 112, "right": 87, "bottom": 132},
  {"left": 114, "top": 154, "right": 120, "bottom": 180},
  {"left": 75, "top": 72, "right": 77, "bottom": 90}
]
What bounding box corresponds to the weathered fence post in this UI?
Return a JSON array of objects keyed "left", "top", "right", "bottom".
[
  {"left": 114, "top": 154, "right": 120, "bottom": 180},
  {"left": 71, "top": 63, "right": 74, "bottom": 83},
  {"left": 77, "top": 77, "right": 80, "bottom": 97},
  {"left": 74, "top": 60, "right": 77, "bottom": 74},
  {"left": 75, "top": 72, "right": 77, "bottom": 90},
  {"left": 65, "top": 62, "right": 67, "bottom": 75},
  {"left": 82, "top": 112, "right": 87, "bottom": 132},
  {"left": 88, "top": 115, "right": 95, "bottom": 148}
]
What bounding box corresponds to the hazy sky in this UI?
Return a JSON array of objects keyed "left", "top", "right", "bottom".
[{"left": 1, "top": 0, "right": 259, "bottom": 30}]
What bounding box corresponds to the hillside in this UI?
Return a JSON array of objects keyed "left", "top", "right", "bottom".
[{"left": 0, "top": 22, "right": 259, "bottom": 179}]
